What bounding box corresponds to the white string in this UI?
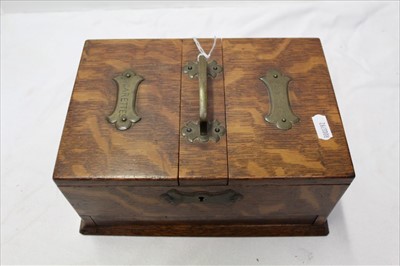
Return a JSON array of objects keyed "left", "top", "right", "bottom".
[{"left": 193, "top": 36, "right": 217, "bottom": 61}]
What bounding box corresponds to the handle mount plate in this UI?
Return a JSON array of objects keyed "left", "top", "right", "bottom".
[{"left": 181, "top": 120, "right": 226, "bottom": 143}]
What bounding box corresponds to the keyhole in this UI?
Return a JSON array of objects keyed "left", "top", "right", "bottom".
[{"left": 198, "top": 196, "right": 205, "bottom": 202}]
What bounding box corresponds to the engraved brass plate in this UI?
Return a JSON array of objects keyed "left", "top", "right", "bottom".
[
  {"left": 107, "top": 70, "right": 144, "bottom": 131},
  {"left": 260, "top": 70, "right": 300, "bottom": 130},
  {"left": 161, "top": 189, "right": 243, "bottom": 205}
]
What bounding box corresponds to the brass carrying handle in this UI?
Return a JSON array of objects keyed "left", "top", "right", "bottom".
[
  {"left": 181, "top": 55, "right": 225, "bottom": 143},
  {"left": 198, "top": 55, "right": 208, "bottom": 135}
]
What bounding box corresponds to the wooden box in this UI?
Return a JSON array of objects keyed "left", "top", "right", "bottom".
[{"left": 53, "top": 38, "right": 355, "bottom": 236}]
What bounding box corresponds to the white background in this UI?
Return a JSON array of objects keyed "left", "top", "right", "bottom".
[{"left": 1, "top": 1, "right": 399, "bottom": 265}]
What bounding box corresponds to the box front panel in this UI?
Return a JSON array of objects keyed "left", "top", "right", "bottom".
[{"left": 59, "top": 184, "right": 348, "bottom": 225}]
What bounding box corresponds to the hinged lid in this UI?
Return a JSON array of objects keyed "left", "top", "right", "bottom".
[
  {"left": 53, "top": 38, "right": 354, "bottom": 187},
  {"left": 54, "top": 40, "right": 182, "bottom": 186},
  {"left": 222, "top": 38, "right": 354, "bottom": 185}
]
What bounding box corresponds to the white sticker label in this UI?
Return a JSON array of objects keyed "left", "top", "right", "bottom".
[{"left": 312, "top": 114, "right": 333, "bottom": 140}]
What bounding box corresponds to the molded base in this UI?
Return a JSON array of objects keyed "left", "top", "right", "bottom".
[{"left": 80, "top": 220, "right": 329, "bottom": 237}]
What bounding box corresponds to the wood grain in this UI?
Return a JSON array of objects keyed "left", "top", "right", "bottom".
[
  {"left": 53, "top": 40, "right": 182, "bottom": 186},
  {"left": 80, "top": 220, "right": 329, "bottom": 236},
  {"left": 59, "top": 184, "right": 347, "bottom": 223},
  {"left": 222, "top": 38, "right": 355, "bottom": 184},
  {"left": 53, "top": 38, "right": 355, "bottom": 236},
  {"left": 178, "top": 39, "right": 228, "bottom": 185}
]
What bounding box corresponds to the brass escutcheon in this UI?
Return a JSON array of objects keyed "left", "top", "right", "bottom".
[{"left": 161, "top": 189, "right": 243, "bottom": 205}]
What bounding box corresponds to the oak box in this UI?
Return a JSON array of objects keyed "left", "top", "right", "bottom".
[{"left": 53, "top": 38, "right": 355, "bottom": 236}]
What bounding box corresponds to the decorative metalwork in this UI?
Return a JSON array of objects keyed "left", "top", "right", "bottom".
[
  {"left": 182, "top": 55, "right": 225, "bottom": 143},
  {"left": 181, "top": 120, "right": 226, "bottom": 143},
  {"left": 260, "top": 69, "right": 300, "bottom": 130},
  {"left": 107, "top": 70, "right": 144, "bottom": 131},
  {"left": 161, "top": 189, "right": 243, "bottom": 205}
]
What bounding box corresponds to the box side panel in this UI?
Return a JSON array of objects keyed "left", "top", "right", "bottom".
[
  {"left": 58, "top": 184, "right": 348, "bottom": 225},
  {"left": 53, "top": 39, "right": 182, "bottom": 185},
  {"left": 223, "top": 38, "right": 354, "bottom": 182}
]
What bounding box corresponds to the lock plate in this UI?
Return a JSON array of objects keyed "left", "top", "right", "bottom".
[{"left": 161, "top": 189, "right": 243, "bottom": 205}]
